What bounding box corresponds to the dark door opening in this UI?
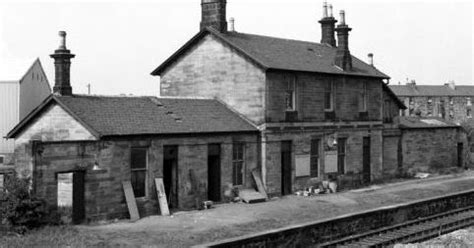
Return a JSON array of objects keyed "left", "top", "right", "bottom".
[
  {"left": 72, "top": 171, "right": 85, "bottom": 224},
  {"left": 163, "top": 146, "right": 178, "bottom": 209},
  {"left": 458, "top": 142, "right": 464, "bottom": 168},
  {"left": 208, "top": 144, "right": 221, "bottom": 202},
  {"left": 281, "top": 141, "right": 292, "bottom": 195},
  {"left": 362, "top": 137, "right": 371, "bottom": 184}
]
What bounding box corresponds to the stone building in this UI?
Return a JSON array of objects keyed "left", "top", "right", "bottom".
[
  {"left": 151, "top": 0, "right": 406, "bottom": 195},
  {"left": 0, "top": 58, "right": 51, "bottom": 166},
  {"left": 390, "top": 81, "right": 474, "bottom": 125},
  {"left": 6, "top": 32, "right": 259, "bottom": 222}
]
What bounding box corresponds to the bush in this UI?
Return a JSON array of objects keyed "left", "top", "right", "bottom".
[{"left": 0, "top": 173, "right": 59, "bottom": 234}]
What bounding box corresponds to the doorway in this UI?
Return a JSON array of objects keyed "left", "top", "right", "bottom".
[
  {"left": 163, "top": 146, "right": 178, "bottom": 209},
  {"left": 57, "top": 171, "right": 85, "bottom": 224},
  {"left": 207, "top": 144, "right": 221, "bottom": 202},
  {"left": 362, "top": 137, "right": 371, "bottom": 184},
  {"left": 281, "top": 141, "right": 292, "bottom": 195},
  {"left": 457, "top": 142, "right": 464, "bottom": 167}
]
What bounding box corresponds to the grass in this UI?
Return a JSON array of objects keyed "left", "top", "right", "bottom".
[{"left": 0, "top": 226, "right": 100, "bottom": 248}]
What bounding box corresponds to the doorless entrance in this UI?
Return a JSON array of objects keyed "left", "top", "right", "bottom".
[
  {"left": 163, "top": 145, "right": 178, "bottom": 209},
  {"left": 208, "top": 144, "right": 221, "bottom": 202}
]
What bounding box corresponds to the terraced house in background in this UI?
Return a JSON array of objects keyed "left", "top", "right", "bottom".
[
  {"left": 390, "top": 81, "right": 474, "bottom": 125},
  {"left": 152, "top": 0, "right": 406, "bottom": 196}
]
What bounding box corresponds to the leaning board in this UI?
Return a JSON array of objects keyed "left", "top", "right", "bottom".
[
  {"left": 122, "top": 181, "right": 140, "bottom": 221},
  {"left": 155, "top": 178, "right": 170, "bottom": 216},
  {"left": 252, "top": 170, "right": 268, "bottom": 199}
]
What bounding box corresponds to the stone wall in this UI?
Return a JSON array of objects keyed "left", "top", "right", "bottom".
[
  {"left": 14, "top": 103, "right": 96, "bottom": 177},
  {"left": 262, "top": 127, "right": 383, "bottom": 195},
  {"left": 382, "top": 133, "right": 401, "bottom": 178},
  {"left": 400, "top": 127, "right": 466, "bottom": 174},
  {"left": 30, "top": 133, "right": 258, "bottom": 221},
  {"left": 265, "top": 71, "right": 384, "bottom": 122},
  {"left": 160, "top": 34, "right": 266, "bottom": 125}
]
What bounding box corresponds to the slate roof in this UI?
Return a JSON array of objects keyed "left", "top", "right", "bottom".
[
  {"left": 390, "top": 85, "right": 474, "bottom": 97},
  {"left": 151, "top": 27, "right": 389, "bottom": 79},
  {"left": 6, "top": 94, "right": 258, "bottom": 139},
  {"left": 399, "top": 117, "right": 459, "bottom": 129}
]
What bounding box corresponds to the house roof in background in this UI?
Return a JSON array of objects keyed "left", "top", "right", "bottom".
[
  {"left": 389, "top": 84, "right": 474, "bottom": 97},
  {"left": 6, "top": 94, "right": 258, "bottom": 139},
  {"left": 0, "top": 58, "right": 38, "bottom": 82},
  {"left": 151, "top": 28, "right": 389, "bottom": 79},
  {"left": 399, "top": 116, "right": 459, "bottom": 129}
]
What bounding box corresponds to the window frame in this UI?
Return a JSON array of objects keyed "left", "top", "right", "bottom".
[
  {"left": 310, "top": 139, "right": 320, "bottom": 178},
  {"left": 232, "top": 142, "right": 245, "bottom": 186},
  {"left": 359, "top": 82, "right": 368, "bottom": 112},
  {"left": 130, "top": 147, "right": 148, "bottom": 198},
  {"left": 337, "top": 138, "right": 346, "bottom": 174},
  {"left": 285, "top": 75, "right": 297, "bottom": 111},
  {"left": 324, "top": 81, "right": 334, "bottom": 112}
]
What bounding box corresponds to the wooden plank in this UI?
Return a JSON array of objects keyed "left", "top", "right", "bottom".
[
  {"left": 239, "top": 189, "right": 266, "bottom": 204},
  {"left": 154, "top": 178, "right": 170, "bottom": 216},
  {"left": 252, "top": 170, "right": 268, "bottom": 199},
  {"left": 122, "top": 181, "right": 140, "bottom": 221}
]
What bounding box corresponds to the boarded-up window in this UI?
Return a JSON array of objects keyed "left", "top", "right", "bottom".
[
  {"left": 337, "top": 138, "right": 347, "bottom": 174},
  {"left": 131, "top": 148, "right": 147, "bottom": 197},
  {"left": 232, "top": 143, "right": 245, "bottom": 186},
  {"left": 310, "top": 139, "right": 320, "bottom": 177},
  {"left": 295, "top": 155, "right": 310, "bottom": 177}
]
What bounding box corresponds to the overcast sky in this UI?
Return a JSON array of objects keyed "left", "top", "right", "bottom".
[{"left": 0, "top": 0, "right": 472, "bottom": 96}]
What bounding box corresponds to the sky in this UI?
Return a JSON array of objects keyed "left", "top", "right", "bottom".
[{"left": 0, "top": 0, "right": 472, "bottom": 96}]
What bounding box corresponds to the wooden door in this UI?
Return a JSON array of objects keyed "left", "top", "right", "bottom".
[
  {"left": 362, "top": 137, "right": 371, "bottom": 184},
  {"left": 72, "top": 171, "right": 85, "bottom": 224},
  {"left": 207, "top": 144, "right": 221, "bottom": 202},
  {"left": 281, "top": 141, "right": 292, "bottom": 195},
  {"left": 458, "top": 143, "right": 463, "bottom": 167}
]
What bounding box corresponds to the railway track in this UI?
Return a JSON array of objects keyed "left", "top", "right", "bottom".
[{"left": 319, "top": 206, "right": 474, "bottom": 247}]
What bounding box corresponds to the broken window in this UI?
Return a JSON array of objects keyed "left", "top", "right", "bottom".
[
  {"left": 285, "top": 76, "right": 296, "bottom": 111},
  {"left": 359, "top": 82, "right": 368, "bottom": 112},
  {"left": 324, "top": 81, "right": 334, "bottom": 111},
  {"left": 337, "top": 138, "right": 346, "bottom": 174},
  {"left": 131, "top": 148, "right": 147, "bottom": 198},
  {"left": 310, "top": 139, "right": 320, "bottom": 178},
  {"left": 232, "top": 143, "right": 245, "bottom": 186}
]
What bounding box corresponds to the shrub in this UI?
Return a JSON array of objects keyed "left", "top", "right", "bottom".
[{"left": 0, "top": 173, "right": 59, "bottom": 233}]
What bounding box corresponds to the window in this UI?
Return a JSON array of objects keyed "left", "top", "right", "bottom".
[
  {"left": 439, "top": 100, "right": 446, "bottom": 118},
  {"left": 285, "top": 76, "right": 296, "bottom": 111},
  {"left": 359, "top": 82, "right": 368, "bottom": 112},
  {"left": 232, "top": 143, "right": 245, "bottom": 186},
  {"left": 324, "top": 81, "right": 334, "bottom": 111},
  {"left": 131, "top": 148, "right": 147, "bottom": 197},
  {"left": 467, "top": 108, "right": 472, "bottom": 118},
  {"left": 467, "top": 97, "right": 472, "bottom": 106},
  {"left": 427, "top": 97, "right": 433, "bottom": 116},
  {"left": 337, "top": 138, "right": 346, "bottom": 174},
  {"left": 449, "top": 97, "right": 454, "bottom": 105},
  {"left": 310, "top": 139, "right": 320, "bottom": 178},
  {"left": 0, "top": 156, "right": 4, "bottom": 165},
  {"left": 0, "top": 174, "right": 4, "bottom": 191}
]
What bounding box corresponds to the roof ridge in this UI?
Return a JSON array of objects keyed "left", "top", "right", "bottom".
[{"left": 225, "top": 31, "right": 333, "bottom": 48}]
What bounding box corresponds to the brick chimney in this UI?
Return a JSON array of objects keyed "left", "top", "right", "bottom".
[
  {"left": 50, "top": 31, "right": 75, "bottom": 96},
  {"left": 318, "top": 2, "right": 337, "bottom": 47},
  {"left": 200, "top": 0, "right": 227, "bottom": 33},
  {"left": 335, "top": 10, "right": 352, "bottom": 71}
]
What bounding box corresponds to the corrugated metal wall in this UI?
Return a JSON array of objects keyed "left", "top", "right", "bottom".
[{"left": 0, "top": 82, "right": 19, "bottom": 153}]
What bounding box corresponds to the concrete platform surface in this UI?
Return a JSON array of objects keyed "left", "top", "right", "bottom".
[{"left": 79, "top": 171, "right": 474, "bottom": 247}]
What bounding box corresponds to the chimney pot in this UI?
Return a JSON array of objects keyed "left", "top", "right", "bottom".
[
  {"left": 229, "top": 17, "right": 235, "bottom": 32},
  {"left": 50, "top": 31, "right": 75, "bottom": 96},
  {"left": 329, "top": 4, "right": 333, "bottom": 17},
  {"left": 339, "top": 10, "right": 346, "bottom": 25},
  {"left": 368, "top": 53, "right": 374, "bottom": 66},
  {"left": 323, "top": 1, "right": 328, "bottom": 18}
]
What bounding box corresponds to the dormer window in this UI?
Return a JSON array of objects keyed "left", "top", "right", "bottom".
[{"left": 285, "top": 75, "right": 296, "bottom": 111}]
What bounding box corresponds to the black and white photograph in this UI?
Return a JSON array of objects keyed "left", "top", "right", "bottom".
[{"left": 0, "top": 0, "right": 473, "bottom": 247}]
